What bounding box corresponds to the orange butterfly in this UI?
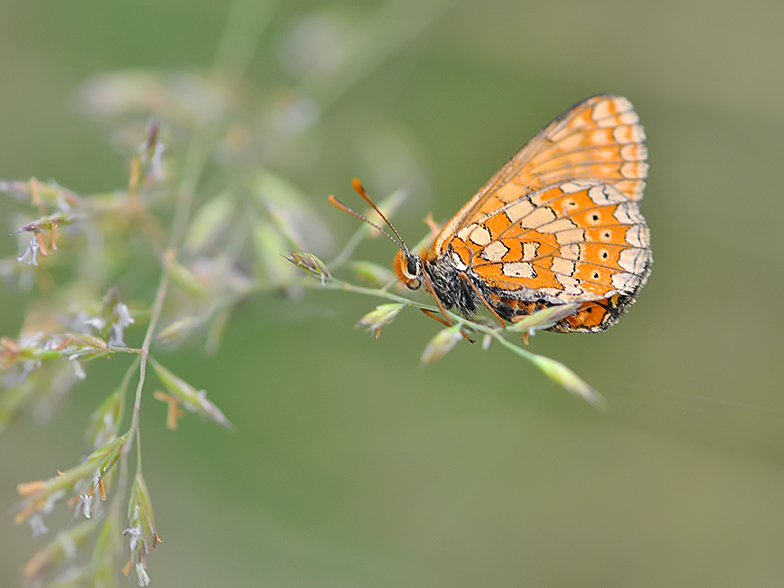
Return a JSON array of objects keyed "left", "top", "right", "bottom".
[{"left": 332, "top": 94, "right": 651, "bottom": 333}]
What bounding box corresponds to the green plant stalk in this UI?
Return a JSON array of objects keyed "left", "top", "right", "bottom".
[
  {"left": 304, "top": 275, "right": 603, "bottom": 407},
  {"left": 125, "top": 0, "right": 272, "bottom": 473}
]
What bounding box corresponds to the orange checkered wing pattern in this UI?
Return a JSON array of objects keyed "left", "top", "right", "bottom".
[{"left": 428, "top": 94, "right": 651, "bottom": 332}]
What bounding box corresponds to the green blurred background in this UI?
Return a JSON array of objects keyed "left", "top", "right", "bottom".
[{"left": 2, "top": 0, "right": 784, "bottom": 586}]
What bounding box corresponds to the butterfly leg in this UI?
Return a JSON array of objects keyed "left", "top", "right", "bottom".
[{"left": 420, "top": 308, "right": 475, "bottom": 343}]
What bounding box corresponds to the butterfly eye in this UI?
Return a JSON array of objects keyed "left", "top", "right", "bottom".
[{"left": 406, "top": 256, "right": 420, "bottom": 278}]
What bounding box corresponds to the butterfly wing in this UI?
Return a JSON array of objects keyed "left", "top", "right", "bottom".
[
  {"left": 446, "top": 181, "right": 650, "bottom": 302},
  {"left": 432, "top": 94, "right": 650, "bottom": 309},
  {"left": 433, "top": 94, "right": 647, "bottom": 254}
]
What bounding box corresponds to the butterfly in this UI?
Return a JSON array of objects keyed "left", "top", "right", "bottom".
[{"left": 332, "top": 94, "right": 651, "bottom": 333}]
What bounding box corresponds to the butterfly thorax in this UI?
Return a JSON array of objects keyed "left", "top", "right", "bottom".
[
  {"left": 393, "top": 247, "right": 483, "bottom": 317},
  {"left": 423, "top": 253, "right": 483, "bottom": 317}
]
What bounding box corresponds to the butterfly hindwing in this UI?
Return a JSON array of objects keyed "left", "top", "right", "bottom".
[{"left": 445, "top": 182, "right": 651, "bottom": 305}]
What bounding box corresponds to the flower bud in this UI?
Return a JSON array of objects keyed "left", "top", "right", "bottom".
[
  {"left": 421, "top": 324, "right": 463, "bottom": 364},
  {"left": 356, "top": 303, "right": 404, "bottom": 337}
]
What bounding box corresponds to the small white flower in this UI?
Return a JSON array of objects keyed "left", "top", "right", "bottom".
[
  {"left": 135, "top": 562, "right": 151, "bottom": 586},
  {"left": 28, "top": 513, "right": 48, "bottom": 538},
  {"left": 108, "top": 303, "right": 135, "bottom": 347},
  {"left": 19, "top": 360, "right": 40, "bottom": 384},
  {"left": 16, "top": 236, "right": 40, "bottom": 266},
  {"left": 84, "top": 316, "right": 107, "bottom": 331},
  {"left": 79, "top": 493, "right": 93, "bottom": 519},
  {"left": 70, "top": 357, "right": 86, "bottom": 380},
  {"left": 124, "top": 523, "right": 141, "bottom": 552},
  {"left": 114, "top": 303, "right": 135, "bottom": 327},
  {"left": 146, "top": 142, "right": 167, "bottom": 182},
  {"left": 108, "top": 324, "right": 124, "bottom": 347}
]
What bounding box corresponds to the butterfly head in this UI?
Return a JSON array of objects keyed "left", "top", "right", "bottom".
[{"left": 393, "top": 248, "right": 422, "bottom": 290}]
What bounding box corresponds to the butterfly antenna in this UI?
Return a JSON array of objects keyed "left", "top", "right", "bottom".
[{"left": 328, "top": 178, "right": 408, "bottom": 250}]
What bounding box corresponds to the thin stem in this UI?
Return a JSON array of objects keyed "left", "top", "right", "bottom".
[
  {"left": 123, "top": 0, "right": 273, "bottom": 461},
  {"left": 319, "top": 276, "right": 439, "bottom": 311},
  {"left": 169, "top": 125, "right": 221, "bottom": 249},
  {"left": 173, "top": 0, "right": 272, "bottom": 248},
  {"left": 213, "top": 0, "right": 279, "bottom": 80},
  {"left": 108, "top": 356, "right": 140, "bottom": 502},
  {"left": 126, "top": 270, "right": 170, "bottom": 452},
  {"left": 309, "top": 0, "right": 461, "bottom": 114},
  {"left": 484, "top": 328, "right": 537, "bottom": 361},
  {"left": 298, "top": 271, "right": 601, "bottom": 406}
]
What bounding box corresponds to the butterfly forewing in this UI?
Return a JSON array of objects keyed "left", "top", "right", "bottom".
[
  {"left": 433, "top": 94, "right": 647, "bottom": 255},
  {"left": 425, "top": 94, "right": 651, "bottom": 332}
]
